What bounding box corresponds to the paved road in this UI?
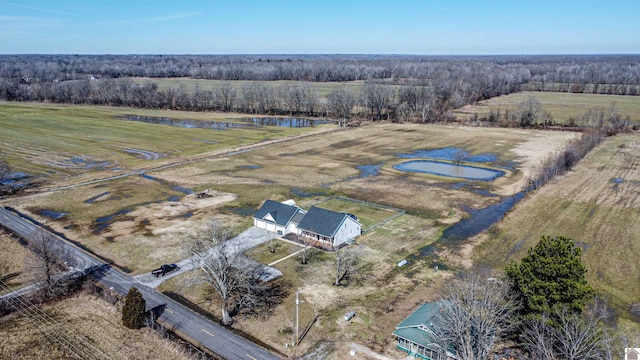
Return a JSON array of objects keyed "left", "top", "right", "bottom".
[{"left": 0, "top": 207, "right": 282, "bottom": 360}]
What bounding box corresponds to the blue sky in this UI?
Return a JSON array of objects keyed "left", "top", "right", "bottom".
[{"left": 1, "top": 0, "right": 639, "bottom": 55}]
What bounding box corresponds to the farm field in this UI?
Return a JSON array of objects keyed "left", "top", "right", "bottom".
[
  {"left": 0, "top": 101, "right": 334, "bottom": 189},
  {"left": 0, "top": 292, "right": 193, "bottom": 360},
  {"left": 472, "top": 133, "right": 640, "bottom": 329},
  {"left": 2, "top": 109, "right": 577, "bottom": 276},
  {"left": 131, "top": 77, "right": 367, "bottom": 100},
  {"left": 455, "top": 91, "right": 640, "bottom": 124},
  {"left": 4, "top": 101, "right": 638, "bottom": 358}
]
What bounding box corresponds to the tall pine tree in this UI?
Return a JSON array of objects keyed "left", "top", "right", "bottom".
[
  {"left": 506, "top": 235, "right": 595, "bottom": 319},
  {"left": 122, "top": 287, "right": 147, "bottom": 329}
]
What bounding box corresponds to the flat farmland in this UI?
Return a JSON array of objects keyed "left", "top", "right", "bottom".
[
  {"left": 0, "top": 101, "right": 333, "bottom": 189},
  {"left": 131, "top": 77, "right": 366, "bottom": 99},
  {"left": 472, "top": 133, "right": 640, "bottom": 328},
  {"left": 455, "top": 91, "right": 640, "bottom": 124},
  {"left": 4, "top": 101, "right": 608, "bottom": 357}
]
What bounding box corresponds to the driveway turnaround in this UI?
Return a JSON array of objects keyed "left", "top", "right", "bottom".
[{"left": 134, "top": 226, "right": 282, "bottom": 288}]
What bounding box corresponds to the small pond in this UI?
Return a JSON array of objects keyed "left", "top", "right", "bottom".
[{"left": 393, "top": 160, "right": 505, "bottom": 181}]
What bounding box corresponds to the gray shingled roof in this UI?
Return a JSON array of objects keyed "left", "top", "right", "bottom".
[
  {"left": 253, "top": 200, "right": 301, "bottom": 226},
  {"left": 297, "top": 206, "right": 348, "bottom": 238}
]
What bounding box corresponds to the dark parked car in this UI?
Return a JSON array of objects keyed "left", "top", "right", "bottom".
[{"left": 152, "top": 263, "right": 179, "bottom": 277}]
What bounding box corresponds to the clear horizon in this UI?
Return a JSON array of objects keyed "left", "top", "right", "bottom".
[{"left": 2, "top": 0, "right": 639, "bottom": 55}]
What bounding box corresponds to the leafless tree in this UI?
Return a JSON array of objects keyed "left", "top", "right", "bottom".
[
  {"left": 184, "top": 221, "right": 269, "bottom": 325},
  {"left": 217, "top": 81, "right": 237, "bottom": 112},
  {"left": 516, "top": 97, "right": 543, "bottom": 127},
  {"left": 453, "top": 149, "right": 468, "bottom": 166},
  {"left": 433, "top": 274, "right": 519, "bottom": 360},
  {"left": 361, "top": 82, "right": 394, "bottom": 120},
  {"left": 26, "top": 228, "right": 71, "bottom": 300},
  {"left": 334, "top": 245, "right": 362, "bottom": 286},
  {"left": 327, "top": 88, "right": 355, "bottom": 127},
  {"left": 520, "top": 307, "right": 613, "bottom": 360}
]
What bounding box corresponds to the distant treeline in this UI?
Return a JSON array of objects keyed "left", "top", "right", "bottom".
[{"left": 1, "top": 54, "right": 639, "bottom": 123}]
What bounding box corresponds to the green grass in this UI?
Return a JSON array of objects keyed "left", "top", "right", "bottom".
[
  {"left": 473, "top": 133, "right": 640, "bottom": 327},
  {"left": 455, "top": 91, "right": 640, "bottom": 124},
  {"left": 0, "top": 101, "right": 331, "bottom": 182},
  {"left": 308, "top": 196, "right": 402, "bottom": 230},
  {"left": 131, "top": 77, "right": 366, "bottom": 99}
]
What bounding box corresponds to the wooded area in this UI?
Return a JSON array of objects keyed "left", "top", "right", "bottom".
[{"left": 1, "top": 55, "right": 639, "bottom": 123}]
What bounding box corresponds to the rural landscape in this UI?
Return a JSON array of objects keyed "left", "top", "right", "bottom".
[{"left": 0, "top": 52, "right": 639, "bottom": 360}]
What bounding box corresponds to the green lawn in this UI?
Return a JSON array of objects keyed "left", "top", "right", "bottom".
[{"left": 455, "top": 91, "right": 640, "bottom": 125}]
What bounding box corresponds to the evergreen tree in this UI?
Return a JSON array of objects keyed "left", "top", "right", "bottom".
[
  {"left": 506, "top": 235, "right": 595, "bottom": 319},
  {"left": 122, "top": 287, "right": 147, "bottom": 329}
]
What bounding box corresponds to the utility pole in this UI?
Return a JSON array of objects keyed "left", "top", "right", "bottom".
[
  {"left": 295, "top": 292, "right": 299, "bottom": 346},
  {"left": 294, "top": 292, "right": 305, "bottom": 346}
]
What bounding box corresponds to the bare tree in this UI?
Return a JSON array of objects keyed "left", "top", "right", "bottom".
[
  {"left": 26, "top": 228, "right": 70, "bottom": 300},
  {"left": 218, "top": 81, "right": 237, "bottom": 112},
  {"left": 327, "top": 88, "right": 355, "bottom": 127},
  {"left": 453, "top": 149, "right": 468, "bottom": 166},
  {"left": 361, "top": 82, "right": 394, "bottom": 120},
  {"left": 433, "top": 274, "right": 519, "bottom": 360},
  {"left": 516, "top": 97, "right": 543, "bottom": 127},
  {"left": 185, "top": 221, "right": 269, "bottom": 325},
  {"left": 334, "top": 245, "right": 362, "bottom": 286},
  {"left": 521, "top": 307, "right": 613, "bottom": 360}
]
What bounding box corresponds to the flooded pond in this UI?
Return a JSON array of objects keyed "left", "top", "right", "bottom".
[
  {"left": 393, "top": 160, "right": 505, "bottom": 181},
  {"left": 119, "top": 115, "right": 330, "bottom": 129}
]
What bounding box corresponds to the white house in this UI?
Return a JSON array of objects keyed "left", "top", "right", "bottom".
[
  {"left": 253, "top": 199, "right": 305, "bottom": 236},
  {"left": 296, "top": 206, "right": 361, "bottom": 249}
]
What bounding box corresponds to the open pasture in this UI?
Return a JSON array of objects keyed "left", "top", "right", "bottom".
[
  {"left": 3, "top": 108, "right": 577, "bottom": 277},
  {"left": 0, "top": 101, "right": 331, "bottom": 189},
  {"left": 131, "top": 77, "right": 366, "bottom": 99},
  {"left": 472, "top": 133, "right": 640, "bottom": 327},
  {"left": 1, "top": 102, "right": 594, "bottom": 356},
  {"left": 455, "top": 91, "right": 640, "bottom": 124}
]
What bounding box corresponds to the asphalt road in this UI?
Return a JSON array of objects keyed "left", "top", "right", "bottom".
[{"left": 0, "top": 207, "right": 282, "bottom": 360}]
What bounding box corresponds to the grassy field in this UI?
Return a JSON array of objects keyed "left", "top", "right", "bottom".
[
  {"left": 0, "top": 101, "right": 333, "bottom": 189},
  {"left": 130, "top": 77, "right": 369, "bottom": 99},
  {"left": 0, "top": 292, "right": 193, "bottom": 360},
  {"left": 454, "top": 91, "right": 640, "bottom": 124},
  {"left": 472, "top": 133, "right": 640, "bottom": 329},
  {"left": 6, "top": 101, "right": 635, "bottom": 358}
]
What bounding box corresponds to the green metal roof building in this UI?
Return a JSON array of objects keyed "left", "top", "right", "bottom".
[{"left": 392, "top": 302, "right": 457, "bottom": 360}]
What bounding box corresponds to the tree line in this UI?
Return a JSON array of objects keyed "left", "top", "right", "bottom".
[{"left": 1, "top": 54, "right": 639, "bottom": 123}]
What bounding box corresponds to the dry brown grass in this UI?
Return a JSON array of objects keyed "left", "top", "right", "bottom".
[
  {"left": 454, "top": 91, "right": 640, "bottom": 124},
  {"left": 0, "top": 292, "right": 193, "bottom": 360},
  {"left": 0, "top": 230, "right": 31, "bottom": 295},
  {"left": 471, "top": 133, "right": 640, "bottom": 330}
]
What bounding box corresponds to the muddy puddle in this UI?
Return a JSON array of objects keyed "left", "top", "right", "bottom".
[
  {"left": 39, "top": 209, "right": 68, "bottom": 220},
  {"left": 356, "top": 164, "right": 383, "bottom": 178},
  {"left": 119, "top": 115, "right": 329, "bottom": 129}
]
